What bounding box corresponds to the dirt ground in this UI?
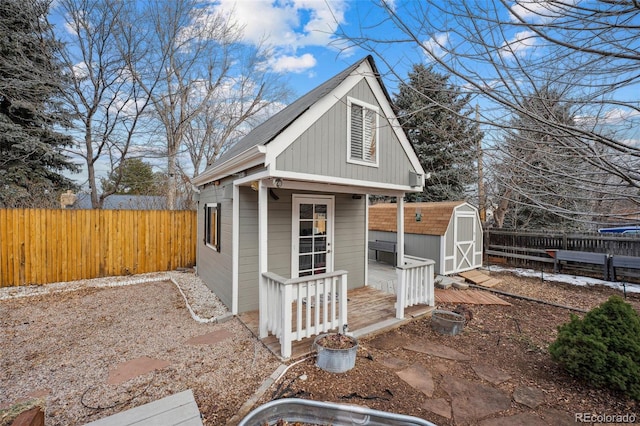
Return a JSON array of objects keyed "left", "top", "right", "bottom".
[
  {"left": 255, "top": 273, "right": 640, "bottom": 425},
  {"left": 2, "top": 272, "right": 639, "bottom": 425}
]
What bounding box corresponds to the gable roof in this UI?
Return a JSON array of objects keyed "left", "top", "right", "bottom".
[
  {"left": 192, "top": 55, "right": 423, "bottom": 187},
  {"left": 214, "top": 57, "right": 373, "bottom": 167},
  {"left": 369, "top": 201, "right": 471, "bottom": 236}
]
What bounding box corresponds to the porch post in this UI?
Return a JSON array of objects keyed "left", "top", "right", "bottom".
[
  {"left": 232, "top": 183, "right": 239, "bottom": 315},
  {"left": 396, "top": 194, "right": 405, "bottom": 318},
  {"left": 258, "top": 180, "right": 268, "bottom": 338},
  {"left": 396, "top": 194, "right": 405, "bottom": 265}
]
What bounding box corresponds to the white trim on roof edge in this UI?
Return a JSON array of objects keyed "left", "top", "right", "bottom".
[
  {"left": 263, "top": 62, "right": 370, "bottom": 167},
  {"left": 192, "top": 145, "right": 266, "bottom": 186},
  {"left": 193, "top": 57, "right": 425, "bottom": 187},
  {"left": 264, "top": 59, "right": 425, "bottom": 179},
  {"left": 267, "top": 169, "right": 422, "bottom": 194}
]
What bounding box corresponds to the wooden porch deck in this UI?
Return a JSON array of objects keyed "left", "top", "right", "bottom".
[{"left": 238, "top": 285, "right": 433, "bottom": 360}]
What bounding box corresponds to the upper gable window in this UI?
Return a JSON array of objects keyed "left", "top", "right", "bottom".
[{"left": 347, "top": 97, "right": 379, "bottom": 167}]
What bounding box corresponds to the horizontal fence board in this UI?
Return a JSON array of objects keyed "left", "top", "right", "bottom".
[
  {"left": 0, "top": 209, "right": 197, "bottom": 287},
  {"left": 485, "top": 230, "right": 640, "bottom": 283}
]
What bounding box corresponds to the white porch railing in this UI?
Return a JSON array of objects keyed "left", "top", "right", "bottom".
[
  {"left": 396, "top": 255, "right": 435, "bottom": 318},
  {"left": 261, "top": 270, "right": 348, "bottom": 359}
]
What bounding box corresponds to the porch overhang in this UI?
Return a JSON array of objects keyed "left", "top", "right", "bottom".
[{"left": 233, "top": 170, "right": 423, "bottom": 197}]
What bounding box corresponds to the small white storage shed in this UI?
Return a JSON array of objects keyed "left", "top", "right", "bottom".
[{"left": 369, "top": 201, "right": 483, "bottom": 275}]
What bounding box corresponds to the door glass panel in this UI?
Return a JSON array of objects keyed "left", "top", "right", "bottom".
[
  {"left": 314, "top": 237, "right": 326, "bottom": 252},
  {"left": 299, "top": 221, "right": 313, "bottom": 236},
  {"left": 314, "top": 204, "right": 327, "bottom": 215},
  {"left": 299, "top": 255, "right": 312, "bottom": 271},
  {"left": 300, "top": 237, "right": 313, "bottom": 253},
  {"left": 300, "top": 204, "right": 313, "bottom": 219},
  {"left": 314, "top": 219, "right": 326, "bottom": 235},
  {"left": 314, "top": 253, "right": 326, "bottom": 268}
]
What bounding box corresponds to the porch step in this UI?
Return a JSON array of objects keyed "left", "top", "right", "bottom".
[
  {"left": 353, "top": 318, "right": 403, "bottom": 339},
  {"left": 458, "top": 270, "right": 501, "bottom": 288},
  {"left": 84, "top": 390, "right": 202, "bottom": 426}
]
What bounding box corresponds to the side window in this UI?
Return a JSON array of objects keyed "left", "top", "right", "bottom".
[
  {"left": 347, "top": 97, "right": 379, "bottom": 167},
  {"left": 204, "top": 203, "right": 220, "bottom": 251}
]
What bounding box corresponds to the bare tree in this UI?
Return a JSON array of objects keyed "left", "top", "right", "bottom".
[
  {"left": 56, "top": 0, "right": 156, "bottom": 209},
  {"left": 130, "top": 0, "right": 289, "bottom": 210},
  {"left": 338, "top": 0, "right": 640, "bottom": 227}
]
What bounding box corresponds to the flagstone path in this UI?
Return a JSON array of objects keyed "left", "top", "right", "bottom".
[{"left": 383, "top": 341, "right": 575, "bottom": 425}]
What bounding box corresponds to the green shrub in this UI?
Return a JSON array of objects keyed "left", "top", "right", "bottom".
[{"left": 549, "top": 295, "right": 640, "bottom": 400}]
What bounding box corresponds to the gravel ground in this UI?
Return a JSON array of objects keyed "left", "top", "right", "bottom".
[{"left": 0, "top": 272, "right": 281, "bottom": 426}]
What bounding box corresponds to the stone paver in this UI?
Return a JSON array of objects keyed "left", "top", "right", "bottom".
[
  {"left": 376, "top": 355, "right": 409, "bottom": 370},
  {"left": 185, "top": 329, "right": 233, "bottom": 345},
  {"left": 367, "top": 331, "right": 407, "bottom": 351},
  {"left": 441, "top": 374, "right": 511, "bottom": 423},
  {"left": 395, "top": 363, "right": 434, "bottom": 397},
  {"left": 404, "top": 341, "right": 470, "bottom": 361},
  {"left": 471, "top": 364, "right": 512, "bottom": 384},
  {"left": 539, "top": 408, "right": 576, "bottom": 426},
  {"left": 422, "top": 398, "right": 451, "bottom": 419},
  {"left": 479, "top": 412, "right": 548, "bottom": 426},
  {"left": 107, "top": 356, "right": 170, "bottom": 385},
  {"left": 513, "top": 386, "right": 545, "bottom": 409}
]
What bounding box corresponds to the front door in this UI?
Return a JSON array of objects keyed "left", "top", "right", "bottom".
[{"left": 292, "top": 195, "right": 334, "bottom": 278}]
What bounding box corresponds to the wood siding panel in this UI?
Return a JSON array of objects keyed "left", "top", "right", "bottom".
[
  {"left": 0, "top": 209, "right": 196, "bottom": 287},
  {"left": 275, "top": 79, "right": 417, "bottom": 186},
  {"left": 196, "top": 182, "right": 234, "bottom": 308},
  {"left": 237, "top": 187, "right": 259, "bottom": 313},
  {"left": 334, "top": 194, "right": 366, "bottom": 289}
]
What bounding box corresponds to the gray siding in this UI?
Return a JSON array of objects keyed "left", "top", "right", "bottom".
[
  {"left": 196, "top": 178, "right": 234, "bottom": 308},
  {"left": 275, "top": 79, "right": 417, "bottom": 186},
  {"left": 236, "top": 188, "right": 367, "bottom": 313},
  {"left": 334, "top": 194, "right": 366, "bottom": 289},
  {"left": 238, "top": 187, "right": 259, "bottom": 313}
]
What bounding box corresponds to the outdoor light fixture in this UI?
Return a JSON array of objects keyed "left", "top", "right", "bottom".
[
  {"left": 250, "top": 181, "right": 259, "bottom": 191},
  {"left": 273, "top": 178, "right": 283, "bottom": 188}
]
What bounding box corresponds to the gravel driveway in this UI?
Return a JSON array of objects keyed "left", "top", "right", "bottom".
[{"left": 0, "top": 273, "right": 281, "bottom": 425}]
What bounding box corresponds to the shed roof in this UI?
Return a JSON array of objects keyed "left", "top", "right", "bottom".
[{"left": 369, "top": 201, "right": 469, "bottom": 236}]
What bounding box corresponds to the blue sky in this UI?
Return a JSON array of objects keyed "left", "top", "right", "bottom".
[
  {"left": 51, "top": 0, "right": 639, "bottom": 187},
  {"left": 208, "top": 0, "right": 385, "bottom": 97}
]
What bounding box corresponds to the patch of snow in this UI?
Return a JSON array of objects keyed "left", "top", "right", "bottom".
[{"left": 486, "top": 265, "right": 640, "bottom": 294}]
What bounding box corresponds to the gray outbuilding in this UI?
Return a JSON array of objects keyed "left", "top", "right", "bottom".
[
  {"left": 369, "top": 201, "right": 483, "bottom": 275},
  {"left": 192, "top": 56, "right": 435, "bottom": 358}
]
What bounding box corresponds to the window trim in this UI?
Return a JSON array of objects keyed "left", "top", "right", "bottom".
[
  {"left": 346, "top": 96, "right": 380, "bottom": 168},
  {"left": 204, "top": 202, "right": 221, "bottom": 251}
]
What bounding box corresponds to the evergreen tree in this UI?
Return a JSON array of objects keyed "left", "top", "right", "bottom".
[
  {"left": 0, "top": 0, "right": 78, "bottom": 207},
  {"left": 493, "top": 87, "right": 594, "bottom": 230},
  {"left": 394, "top": 64, "right": 481, "bottom": 202},
  {"left": 101, "top": 158, "right": 161, "bottom": 195}
]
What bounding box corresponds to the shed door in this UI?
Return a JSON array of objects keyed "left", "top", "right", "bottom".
[
  {"left": 454, "top": 212, "right": 476, "bottom": 271},
  {"left": 292, "top": 195, "right": 334, "bottom": 278}
]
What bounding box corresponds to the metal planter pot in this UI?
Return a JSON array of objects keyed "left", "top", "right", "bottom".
[
  {"left": 314, "top": 333, "right": 358, "bottom": 373},
  {"left": 431, "top": 310, "right": 465, "bottom": 336}
]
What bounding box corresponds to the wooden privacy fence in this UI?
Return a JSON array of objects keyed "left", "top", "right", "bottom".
[
  {"left": 0, "top": 209, "right": 197, "bottom": 287},
  {"left": 484, "top": 229, "right": 640, "bottom": 282}
]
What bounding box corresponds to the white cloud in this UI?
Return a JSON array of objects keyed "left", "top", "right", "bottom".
[
  {"left": 270, "top": 53, "right": 317, "bottom": 73},
  {"left": 209, "top": 0, "right": 347, "bottom": 73},
  {"left": 509, "top": 0, "right": 574, "bottom": 24},
  {"left": 602, "top": 108, "right": 640, "bottom": 125},
  {"left": 499, "top": 30, "right": 537, "bottom": 59},
  {"left": 212, "top": 0, "right": 346, "bottom": 49},
  {"left": 422, "top": 32, "right": 450, "bottom": 60}
]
